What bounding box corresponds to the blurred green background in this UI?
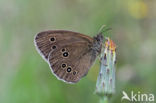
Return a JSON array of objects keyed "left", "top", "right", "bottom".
[{"left": 0, "top": 0, "right": 156, "bottom": 103}]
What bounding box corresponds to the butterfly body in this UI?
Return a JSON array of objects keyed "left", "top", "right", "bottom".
[{"left": 34, "top": 30, "right": 104, "bottom": 83}]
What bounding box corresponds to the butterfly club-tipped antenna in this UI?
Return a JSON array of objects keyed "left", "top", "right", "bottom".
[{"left": 98, "top": 25, "right": 112, "bottom": 35}]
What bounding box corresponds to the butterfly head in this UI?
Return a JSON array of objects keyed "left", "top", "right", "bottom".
[
  {"left": 92, "top": 33, "right": 104, "bottom": 54},
  {"left": 92, "top": 26, "right": 112, "bottom": 54},
  {"left": 94, "top": 33, "right": 104, "bottom": 43}
]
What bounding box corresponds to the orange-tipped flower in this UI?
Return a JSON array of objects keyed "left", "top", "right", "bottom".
[
  {"left": 96, "top": 37, "right": 116, "bottom": 96},
  {"left": 105, "top": 37, "right": 116, "bottom": 52}
]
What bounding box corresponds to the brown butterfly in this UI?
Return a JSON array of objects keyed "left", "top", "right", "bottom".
[{"left": 34, "top": 30, "right": 104, "bottom": 83}]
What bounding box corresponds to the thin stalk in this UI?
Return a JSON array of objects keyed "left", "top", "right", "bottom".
[{"left": 100, "top": 96, "right": 108, "bottom": 103}]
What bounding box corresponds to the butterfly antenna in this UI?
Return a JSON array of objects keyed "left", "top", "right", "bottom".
[
  {"left": 98, "top": 25, "right": 106, "bottom": 33},
  {"left": 98, "top": 25, "right": 112, "bottom": 34}
]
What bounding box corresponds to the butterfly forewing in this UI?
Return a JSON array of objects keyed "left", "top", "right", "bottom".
[{"left": 34, "top": 30, "right": 93, "bottom": 61}]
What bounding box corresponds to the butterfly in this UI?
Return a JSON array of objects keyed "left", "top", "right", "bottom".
[{"left": 34, "top": 30, "right": 104, "bottom": 83}]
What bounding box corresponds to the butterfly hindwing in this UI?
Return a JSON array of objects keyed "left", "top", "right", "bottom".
[{"left": 48, "top": 42, "right": 97, "bottom": 83}]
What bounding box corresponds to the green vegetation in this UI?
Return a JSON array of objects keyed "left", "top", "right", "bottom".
[{"left": 0, "top": 0, "right": 156, "bottom": 103}]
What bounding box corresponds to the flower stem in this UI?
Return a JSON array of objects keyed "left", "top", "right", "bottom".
[{"left": 100, "top": 96, "right": 108, "bottom": 103}]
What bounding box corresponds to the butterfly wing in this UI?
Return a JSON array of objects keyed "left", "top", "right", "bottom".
[
  {"left": 34, "top": 30, "right": 93, "bottom": 62},
  {"left": 48, "top": 41, "right": 97, "bottom": 83},
  {"left": 34, "top": 30, "right": 97, "bottom": 83}
]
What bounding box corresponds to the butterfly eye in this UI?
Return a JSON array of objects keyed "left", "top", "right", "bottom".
[
  {"left": 63, "top": 52, "right": 69, "bottom": 57},
  {"left": 73, "top": 71, "right": 77, "bottom": 75},
  {"left": 62, "top": 63, "right": 66, "bottom": 68},
  {"left": 52, "top": 45, "right": 56, "bottom": 49},
  {"left": 67, "top": 67, "right": 71, "bottom": 72},
  {"left": 50, "top": 37, "right": 55, "bottom": 41}
]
